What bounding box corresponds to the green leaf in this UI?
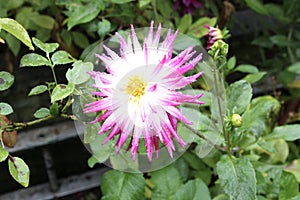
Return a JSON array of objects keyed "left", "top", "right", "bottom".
[
  {"left": 255, "top": 164, "right": 283, "bottom": 198},
  {"left": 266, "top": 125, "right": 300, "bottom": 141},
  {"left": 252, "top": 36, "right": 274, "bottom": 48},
  {"left": 0, "top": 146, "right": 9, "bottom": 162},
  {"left": 174, "top": 158, "right": 189, "bottom": 182},
  {"left": 287, "top": 62, "right": 300, "bottom": 74},
  {"left": 7, "top": 0, "right": 24, "bottom": 10},
  {"left": 49, "top": 103, "right": 60, "bottom": 117},
  {"left": 138, "top": 0, "right": 151, "bottom": 7},
  {"left": 30, "top": 15, "right": 55, "bottom": 30},
  {"left": 66, "top": 61, "right": 93, "bottom": 85},
  {"left": 241, "top": 96, "right": 280, "bottom": 136},
  {"left": 32, "top": 37, "right": 59, "bottom": 54},
  {"left": 216, "top": 156, "right": 257, "bottom": 200},
  {"left": 35, "top": 29, "right": 51, "bottom": 42},
  {"left": 88, "top": 127, "right": 114, "bottom": 166},
  {"left": 107, "top": 0, "right": 133, "bottom": 3},
  {"left": 156, "top": 0, "right": 173, "bottom": 18},
  {"left": 188, "top": 17, "right": 217, "bottom": 38},
  {"left": 150, "top": 164, "right": 183, "bottom": 200},
  {"left": 0, "top": 18, "right": 34, "bottom": 50},
  {"left": 28, "top": 85, "right": 48, "bottom": 96},
  {"left": 285, "top": 159, "right": 300, "bottom": 182},
  {"left": 20, "top": 53, "right": 51, "bottom": 67},
  {"left": 279, "top": 171, "right": 299, "bottom": 200},
  {"left": 101, "top": 170, "right": 145, "bottom": 200},
  {"left": 0, "top": 102, "right": 13, "bottom": 115},
  {"left": 51, "top": 83, "right": 75, "bottom": 103},
  {"left": 227, "top": 56, "right": 236, "bottom": 70},
  {"left": 0, "top": 71, "right": 14, "bottom": 91},
  {"left": 8, "top": 156, "right": 30, "bottom": 187},
  {"left": 264, "top": 3, "right": 290, "bottom": 23},
  {"left": 235, "top": 64, "right": 259, "bottom": 74},
  {"left": 177, "top": 14, "right": 192, "bottom": 33},
  {"left": 67, "top": 2, "right": 103, "bottom": 30},
  {"left": 278, "top": 70, "right": 296, "bottom": 86},
  {"left": 61, "top": 29, "right": 72, "bottom": 47},
  {"left": 6, "top": 33, "right": 21, "bottom": 56},
  {"left": 84, "top": 124, "right": 98, "bottom": 144},
  {"left": 71, "top": 31, "right": 90, "bottom": 48},
  {"left": 51, "top": 50, "right": 75, "bottom": 66},
  {"left": 175, "top": 179, "right": 211, "bottom": 200},
  {"left": 243, "top": 72, "right": 266, "bottom": 83},
  {"left": 109, "top": 152, "right": 139, "bottom": 172},
  {"left": 97, "top": 19, "right": 111, "bottom": 37},
  {"left": 270, "top": 35, "right": 288, "bottom": 47},
  {"left": 227, "top": 80, "right": 252, "bottom": 115},
  {"left": 245, "top": 0, "right": 268, "bottom": 15},
  {"left": 270, "top": 139, "right": 289, "bottom": 163},
  {"left": 33, "top": 108, "right": 50, "bottom": 118}
]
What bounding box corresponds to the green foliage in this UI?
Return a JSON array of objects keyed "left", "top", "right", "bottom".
[
  {"left": 66, "top": 61, "right": 93, "bottom": 85},
  {"left": 51, "top": 51, "right": 76, "bottom": 66},
  {"left": 8, "top": 157, "right": 30, "bottom": 187},
  {"left": 216, "top": 156, "right": 257, "bottom": 200},
  {"left": 227, "top": 80, "right": 252, "bottom": 115},
  {"left": 32, "top": 37, "right": 59, "bottom": 54},
  {"left": 240, "top": 96, "right": 280, "bottom": 136},
  {"left": 245, "top": 0, "right": 268, "bottom": 15},
  {"left": 67, "top": 1, "right": 104, "bottom": 30},
  {"left": 150, "top": 164, "right": 183, "bottom": 200},
  {"left": 285, "top": 159, "right": 300, "bottom": 182},
  {"left": 28, "top": 85, "right": 48, "bottom": 96},
  {"left": 21, "top": 53, "right": 51, "bottom": 67},
  {"left": 266, "top": 125, "right": 300, "bottom": 141},
  {"left": 279, "top": 171, "right": 299, "bottom": 200},
  {"left": 0, "top": 18, "right": 34, "bottom": 50},
  {"left": 51, "top": 83, "right": 75, "bottom": 103},
  {"left": 87, "top": 125, "right": 114, "bottom": 167},
  {"left": 188, "top": 17, "right": 217, "bottom": 38},
  {"left": 0, "top": 102, "right": 13, "bottom": 115},
  {"left": 101, "top": 170, "right": 145, "bottom": 200},
  {"left": 0, "top": 146, "right": 9, "bottom": 162},
  {"left": 33, "top": 108, "right": 50, "bottom": 119},
  {"left": 175, "top": 179, "right": 211, "bottom": 200},
  {"left": 287, "top": 62, "right": 300, "bottom": 74},
  {"left": 0, "top": 71, "right": 14, "bottom": 91}
]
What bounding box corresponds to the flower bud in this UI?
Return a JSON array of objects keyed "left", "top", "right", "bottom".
[{"left": 231, "top": 113, "right": 242, "bottom": 127}]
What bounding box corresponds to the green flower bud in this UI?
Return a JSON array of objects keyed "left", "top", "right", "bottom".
[
  {"left": 208, "top": 40, "right": 229, "bottom": 58},
  {"left": 231, "top": 113, "right": 242, "bottom": 127}
]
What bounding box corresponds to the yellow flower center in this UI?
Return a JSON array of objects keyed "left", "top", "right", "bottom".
[{"left": 126, "top": 76, "right": 146, "bottom": 102}]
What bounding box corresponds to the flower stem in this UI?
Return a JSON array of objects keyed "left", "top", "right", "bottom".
[
  {"left": 60, "top": 114, "right": 78, "bottom": 121},
  {"left": 46, "top": 52, "right": 58, "bottom": 85},
  {"left": 183, "top": 124, "right": 226, "bottom": 152},
  {"left": 10, "top": 115, "right": 54, "bottom": 131},
  {"left": 51, "top": 67, "right": 58, "bottom": 85},
  {"left": 287, "top": 26, "right": 295, "bottom": 64}
]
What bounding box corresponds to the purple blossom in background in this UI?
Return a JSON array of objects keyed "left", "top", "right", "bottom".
[{"left": 174, "top": 0, "right": 203, "bottom": 15}]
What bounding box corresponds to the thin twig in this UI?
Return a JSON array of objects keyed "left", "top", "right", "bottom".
[{"left": 182, "top": 123, "right": 227, "bottom": 152}]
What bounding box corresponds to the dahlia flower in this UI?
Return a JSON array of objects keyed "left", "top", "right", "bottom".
[
  {"left": 204, "top": 25, "right": 223, "bottom": 50},
  {"left": 84, "top": 21, "right": 204, "bottom": 161},
  {"left": 204, "top": 25, "right": 230, "bottom": 50}
]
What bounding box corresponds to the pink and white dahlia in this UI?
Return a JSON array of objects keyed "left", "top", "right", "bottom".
[
  {"left": 84, "top": 21, "right": 204, "bottom": 161},
  {"left": 204, "top": 25, "right": 223, "bottom": 50}
]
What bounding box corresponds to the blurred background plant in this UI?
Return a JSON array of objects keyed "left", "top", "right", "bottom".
[{"left": 0, "top": 0, "right": 300, "bottom": 199}]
